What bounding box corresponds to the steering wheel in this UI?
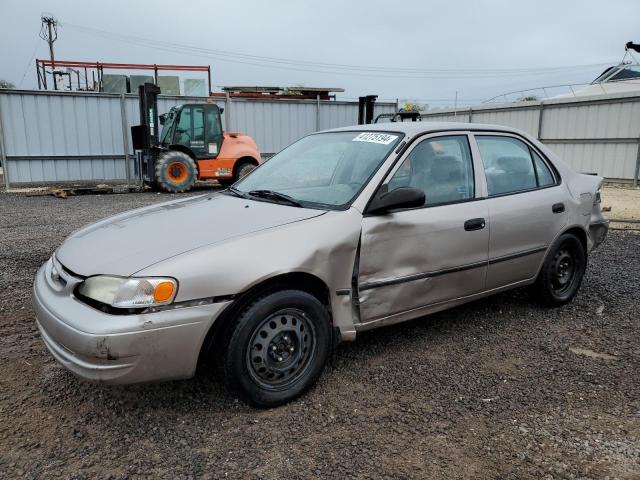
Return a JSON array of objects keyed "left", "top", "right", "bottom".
[{"left": 176, "top": 128, "right": 191, "bottom": 142}]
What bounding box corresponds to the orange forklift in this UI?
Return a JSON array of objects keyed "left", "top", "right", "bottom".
[{"left": 131, "top": 83, "right": 261, "bottom": 192}]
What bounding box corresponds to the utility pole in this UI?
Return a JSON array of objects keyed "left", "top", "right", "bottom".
[{"left": 39, "top": 15, "right": 58, "bottom": 89}]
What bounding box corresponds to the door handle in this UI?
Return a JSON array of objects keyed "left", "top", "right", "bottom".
[
  {"left": 552, "top": 202, "right": 565, "bottom": 214},
  {"left": 464, "top": 218, "right": 486, "bottom": 231}
]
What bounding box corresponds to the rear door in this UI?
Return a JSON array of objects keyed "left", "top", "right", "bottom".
[
  {"left": 357, "top": 132, "right": 490, "bottom": 324},
  {"left": 471, "top": 133, "right": 567, "bottom": 290}
]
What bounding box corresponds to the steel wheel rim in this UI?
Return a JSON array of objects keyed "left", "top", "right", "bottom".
[
  {"left": 167, "top": 162, "right": 188, "bottom": 183},
  {"left": 246, "top": 308, "right": 316, "bottom": 391},
  {"left": 551, "top": 247, "right": 576, "bottom": 295}
]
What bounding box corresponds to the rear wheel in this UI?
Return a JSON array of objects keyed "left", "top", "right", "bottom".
[
  {"left": 155, "top": 151, "right": 197, "bottom": 193},
  {"left": 219, "top": 290, "right": 331, "bottom": 408},
  {"left": 237, "top": 161, "right": 257, "bottom": 179},
  {"left": 532, "top": 233, "right": 586, "bottom": 306},
  {"left": 217, "top": 160, "right": 257, "bottom": 188}
]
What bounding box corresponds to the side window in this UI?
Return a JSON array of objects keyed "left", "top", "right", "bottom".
[
  {"left": 532, "top": 150, "right": 555, "bottom": 187},
  {"left": 206, "top": 106, "right": 222, "bottom": 139},
  {"left": 192, "top": 107, "right": 204, "bottom": 143},
  {"left": 388, "top": 135, "right": 474, "bottom": 206},
  {"left": 175, "top": 108, "right": 191, "bottom": 145},
  {"left": 476, "top": 136, "right": 537, "bottom": 196}
]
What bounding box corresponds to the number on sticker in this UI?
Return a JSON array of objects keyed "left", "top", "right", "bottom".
[{"left": 352, "top": 133, "right": 398, "bottom": 145}]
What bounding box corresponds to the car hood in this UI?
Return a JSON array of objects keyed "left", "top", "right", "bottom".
[{"left": 56, "top": 193, "right": 325, "bottom": 277}]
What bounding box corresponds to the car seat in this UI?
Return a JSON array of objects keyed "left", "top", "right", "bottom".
[{"left": 496, "top": 156, "right": 536, "bottom": 192}]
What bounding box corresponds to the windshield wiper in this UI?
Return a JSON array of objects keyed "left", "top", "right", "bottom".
[
  {"left": 247, "top": 190, "right": 303, "bottom": 207},
  {"left": 225, "top": 186, "right": 247, "bottom": 198}
]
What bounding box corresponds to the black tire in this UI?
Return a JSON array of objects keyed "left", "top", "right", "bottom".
[
  {"left": 155, "top": 151, "right": 197, "bottom": 193},
  {"left": 217, "top": 160, "right": 256, "bottom": 188},
  {"left": 236, "top": 161, "right": 257, "bottom": 179},
  {"left": 219, "top": 290, "right": 331, "bottom": 408},
  {"left": 532, "top": 233, "right": 586, "bottom": 307}
]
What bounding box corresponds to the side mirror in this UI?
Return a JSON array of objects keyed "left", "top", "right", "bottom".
[
  {"left": 159, "top": 113, "right": 166, "bottom": 125},
  {"left": 367, "top": 186, "right": 425, "bottom": 215}
]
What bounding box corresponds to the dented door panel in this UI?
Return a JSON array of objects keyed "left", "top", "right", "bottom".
[{"left": 358, "top": 201, "right": 489, "bottom": 323}]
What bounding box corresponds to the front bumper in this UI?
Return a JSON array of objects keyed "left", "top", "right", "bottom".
[{"left": 33, "top": 259, "right": 231, "bottom": 384}]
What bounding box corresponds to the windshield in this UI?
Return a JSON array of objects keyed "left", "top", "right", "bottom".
[
  {"left": 159, "top": 108, "right": 178, "bottom": 145},
  {"left": 610, "top": 65, "right": 640, "bottom": 82},
  {"left": 232, "top": 131, "right": 402, "bottom": 209}
]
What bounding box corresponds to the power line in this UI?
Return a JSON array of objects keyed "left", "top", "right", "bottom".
[
  {"left": 62, "top": 22, "right": 615, "bottom": 80},
  {"left": 19, "top": 35, "right": 42, "bottom": 88}
]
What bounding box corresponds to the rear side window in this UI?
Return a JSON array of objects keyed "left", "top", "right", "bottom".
[
  {"left": 532, "top": 150, "right": 555, "bottom": 187},
  {"left": 476, "top": 136, "right": 554, "bottom": 196}
]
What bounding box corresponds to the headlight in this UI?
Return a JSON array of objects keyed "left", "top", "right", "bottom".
[{"left": 77, "top": 275, "right": 177, "bottom": 308}]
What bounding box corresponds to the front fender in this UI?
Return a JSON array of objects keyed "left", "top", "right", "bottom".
[{"left": 137, "top": 208, "right": 363, "bottom": 338}]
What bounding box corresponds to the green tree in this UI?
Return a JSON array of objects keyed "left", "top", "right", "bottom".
[{"left": 0, "top": 79, "right": 15, "bottom": 89}]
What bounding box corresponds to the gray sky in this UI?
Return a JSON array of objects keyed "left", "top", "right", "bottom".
[{"left": 1, "top": 0, "right": 638, "bottom": 106}]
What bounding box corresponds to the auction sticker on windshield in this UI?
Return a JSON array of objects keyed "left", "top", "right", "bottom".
[{"left": 352, "top": 132, "right": 398, "bottom": 145}]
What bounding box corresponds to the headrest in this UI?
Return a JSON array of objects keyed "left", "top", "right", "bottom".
[
  {"left": 497, "top": 156, "right": 531, "bottom": 174},
  {"left": 430, "top": 155, "right": 461, "bottom": 180},
  {"left": 410, "top": 142, "right": 436, "bottom": 173}
]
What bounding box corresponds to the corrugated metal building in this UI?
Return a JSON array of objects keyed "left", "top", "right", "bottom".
[
  {"left": 3, "top": 89, "right": 639, "bottom": 187},
  {"left": 0, "top": 90, "right": 397, "bottom": 187},
  {"left": 421, "top": 91, "right": 640, "bottom": 183}
]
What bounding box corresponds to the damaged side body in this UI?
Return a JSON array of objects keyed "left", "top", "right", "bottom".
[{"left": 33, "top": 121, "right": 608, "bottom": 392}]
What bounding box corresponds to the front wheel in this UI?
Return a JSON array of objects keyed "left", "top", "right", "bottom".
[
  {"left": 532, "top": 233, "right": 586, "bottom": 306},
  {"left": 220, "top": 290, "right": 331, "bottom": 408},
  {"left": 154, "top": 151, "right": 197, "bottom": 193}
]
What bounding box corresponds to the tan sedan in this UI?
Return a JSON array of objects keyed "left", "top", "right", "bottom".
[{"left": 33, "top": 122, "right": 608, "bottom": 407}]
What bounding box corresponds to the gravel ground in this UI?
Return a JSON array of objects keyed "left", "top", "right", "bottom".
[{"left": 1, "top": 191, "right": 639, "bottom": 479}]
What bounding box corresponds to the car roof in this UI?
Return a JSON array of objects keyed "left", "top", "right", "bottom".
[{"left": 322, "top": 121, "right": 523, "bottom": 136}]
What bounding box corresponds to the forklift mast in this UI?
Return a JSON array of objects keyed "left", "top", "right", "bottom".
[
  {"left": 131, "top": 83, "right": 162, "bottom": 185},
  {"left": 131, "top": 83, "right": 161, "bottom": 150},
  {"left": 358, "top": 95, "right": 378, "bottom": 125}
]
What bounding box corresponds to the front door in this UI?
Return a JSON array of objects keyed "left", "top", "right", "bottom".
[
  {"left": 357, "top": 133, "right": 490, "bottom": 324},
  {"left": 204, "top": 104, "right": 223, "bottom": 158},
  {"left": 174, "top": 105, "right": 205, "bottom": 157},
  {"left": 472, "top": 133, "right": 568, "bottom": 290}
]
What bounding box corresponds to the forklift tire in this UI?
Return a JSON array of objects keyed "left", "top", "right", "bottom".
[
  {"left": 155, "top": 151, "right": 197, "bottom": 193},
  {"left": 218, "top": 160, "right": 257, "bottom": 188}
]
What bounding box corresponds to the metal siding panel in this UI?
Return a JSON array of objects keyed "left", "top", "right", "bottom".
[
  {"left": 84, "top": 159, "right": 95, "bottom": 180},
  {"left": 91, "top": 159, "right": 103, "bottom": 180},
  {"left": 5, "top": 90, "right": 634, "bottom": 182},
  {"left": 4, "top": 94, "right": 21, "bottom": 156},
  {"left": 42, "top": 158, "right": 56, "bottom": 180},
  {"left": 542, "top": 100, "right": 640, "bottom": 140},
  {"left": 66, "top": 158, "right": 77, "bottom": 180},
  {"left": 24, "top": 94, "right": 43, "bottom": 155},
  {"left": 6, "top": 159, "right": 20, "bottom": 182},
  {"left": 55, "top": 158, "right": 66, "bottom": 181},
  {"left": 17, "top": 158, "right": 32, "bottom": 182},
  {"left": 75, "top": 96, "right": 90, "bottom": 155},
  {"left": 543, "top": 141, "right": 637, "bottom": 178}
]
